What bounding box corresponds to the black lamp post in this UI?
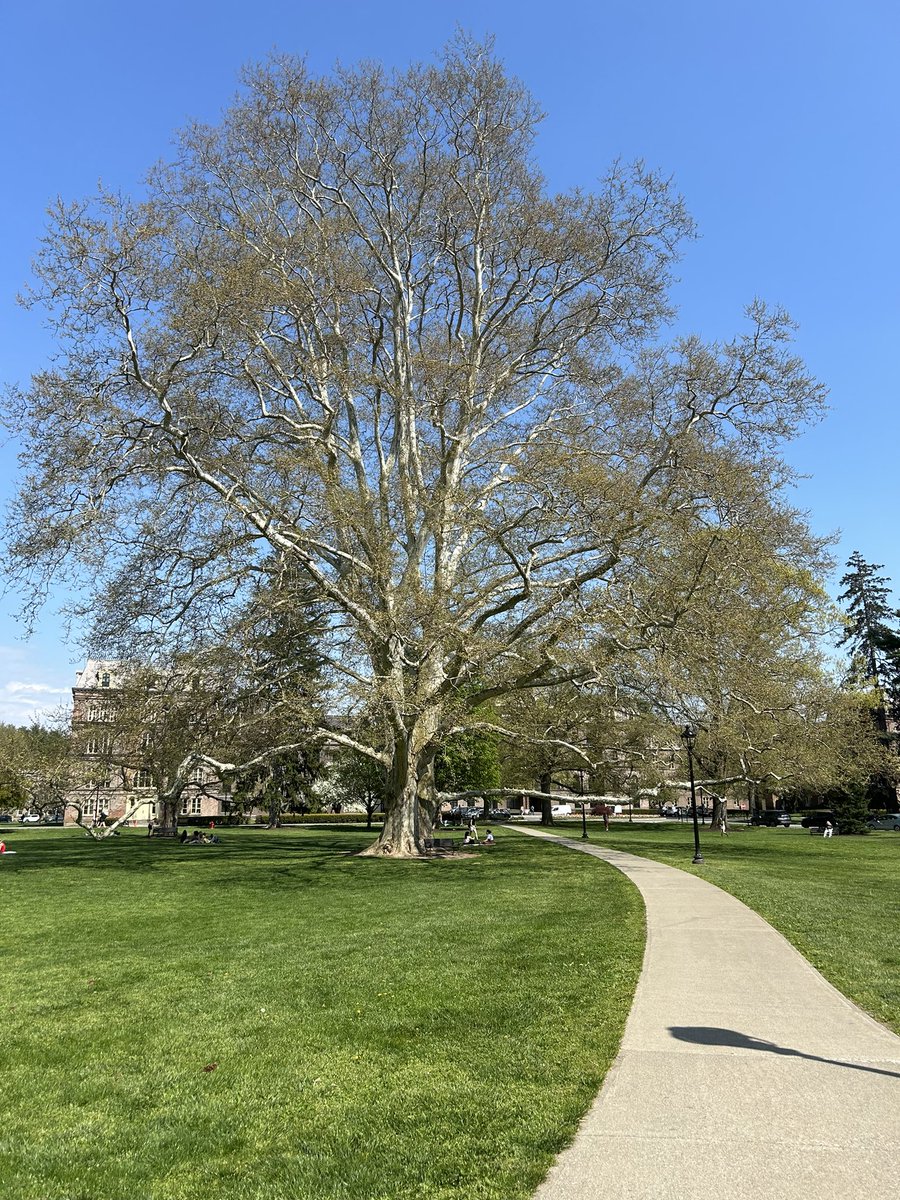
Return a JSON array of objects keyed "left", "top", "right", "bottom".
[
  {"left": 579, "top": 769, "right": 588, "bottom": 840},
  {"left": 681, "top": 725, "right": 704, "bottom": 864}
]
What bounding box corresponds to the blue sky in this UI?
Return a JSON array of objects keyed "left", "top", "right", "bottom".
[{"left": 1, "top": 0, "right": 897, "bottom": 722}]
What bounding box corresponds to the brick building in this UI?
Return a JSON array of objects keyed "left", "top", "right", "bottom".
[{"left": 65, "top": 660, "right": 225, "bottom": 828}]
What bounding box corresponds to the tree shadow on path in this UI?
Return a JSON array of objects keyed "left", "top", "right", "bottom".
[{"left": 669, "top": 1025, "right": 900, "bottom": 1080}]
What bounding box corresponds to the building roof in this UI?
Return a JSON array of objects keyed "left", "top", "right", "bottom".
[{"left": 73, "top": 660, "right": 126, "bottom": 690}]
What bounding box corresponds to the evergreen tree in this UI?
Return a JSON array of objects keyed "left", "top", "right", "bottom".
[
  {"left": 838, "top": 552, "right": 900, "bottom": 698},
  {"left": 837, "top": 552, "right": 900, "bottom": 815}
]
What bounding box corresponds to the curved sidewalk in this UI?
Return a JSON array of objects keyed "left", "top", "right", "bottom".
[{"left": 517, "top": 828, "right": 900, "bottom": 1200}]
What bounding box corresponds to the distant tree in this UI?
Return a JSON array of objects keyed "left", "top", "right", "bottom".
[
  {"left": 823, "top": 782, "right": 872, "bottom": 836},
  {"left": 838, "top": 553, "right": 900, "bottom": 720},
  {"left": 495, "top": 686, "right": 663, "bottom": 823},
  {"left": 231, "top": 747, "right": 319, "bottom": 827},
  {"left": 837, "top": 552, "right": 900, "bottom": 811},
  {"left": 0, "top": 722, "right": 72, "bottom": 817},
  {"left": 0, "top": 724, "right": 28, "bottom": 810},
  {"left": 332, "top": 753, "right": 387, "bottom": 829}
]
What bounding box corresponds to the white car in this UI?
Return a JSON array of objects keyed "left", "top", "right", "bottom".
[
  {"left": 551, "top": 803, "right": 573, "bottom": 817},
  {"left": 19, "top": 813, "right": 41, "bottom": 823},
  {"left": 867, "top": 814, "right": 900, "bottom": 831}
]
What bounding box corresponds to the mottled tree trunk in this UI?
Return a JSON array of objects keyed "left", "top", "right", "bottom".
[{"left": 360, "top": 733, "right": 433, "bottom": 857}]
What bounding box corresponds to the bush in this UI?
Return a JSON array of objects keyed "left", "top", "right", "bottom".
[{"left": 281, "top": 812, "right": 384, "bottom": 825}]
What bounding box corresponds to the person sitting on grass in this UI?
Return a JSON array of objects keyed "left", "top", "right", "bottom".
[
  {"left": 179, "top": 829, "right": 189, "bottom": 844},
  {"left": 484, "top": 829, "right": 495, "bottom": 845}
]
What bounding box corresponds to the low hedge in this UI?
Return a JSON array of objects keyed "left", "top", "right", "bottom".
[{"left": 275, "top": 812, "right": 384, "bottom": 825}]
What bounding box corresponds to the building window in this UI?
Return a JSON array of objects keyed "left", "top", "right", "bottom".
[
  {"left": 135, "top": 769, "right": 153, "bottom": 788},
  {"left": 190, "top": 765, "right": 205, "bottom": 784},
  {"left": 100, "top": 672, "right": 110, "bottom": 688},
  {"left": 190, "top": 795, "right": 202, "bottom": 815}
]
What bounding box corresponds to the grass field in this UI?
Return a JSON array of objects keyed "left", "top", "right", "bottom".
[
  {"left": 0, "top": 826, "right": 643, "bottom": 1200},
  {"left": 540, "top": 818, "right": 900, "bottom": 1035}
]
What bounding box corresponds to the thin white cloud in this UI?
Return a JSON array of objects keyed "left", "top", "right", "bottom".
[
  {"left": 5, "top": 681, "right": 67, "bottom": 696},
  {"left": 0, "top": 647, "right": 73, "bottom": 727}
]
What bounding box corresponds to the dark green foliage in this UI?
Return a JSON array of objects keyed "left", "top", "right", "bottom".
[
  {"left": 836, "top": 552, "right": 900, "bottom": 812},
  {"left": 838, "top": 552, "right": 900, "bottom": 702},
  {"left": 331, "top": 753, "right": 387, "bottom": 827},
  {"left": 435, "top": 727, "right": 501, "bottom": 794},
  {"left": 823, "top": 783, "right": 873, "bottom": 835},
  {"left": 231, "top": 747, "right": 319, "bottom": 826}
]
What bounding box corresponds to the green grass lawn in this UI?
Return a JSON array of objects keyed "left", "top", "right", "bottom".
[
  {"left": 540, "top": 818, "right": 900, "bottom": 1035},
  {"left": 0, "top": 826, "right": 643, "bottom": 1200}
]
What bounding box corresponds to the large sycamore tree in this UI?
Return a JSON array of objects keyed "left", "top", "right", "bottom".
[{"left": 4, "top": 39, "right": 827, "bottom": 855}]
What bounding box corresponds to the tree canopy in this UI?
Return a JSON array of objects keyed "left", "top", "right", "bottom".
[{"left": 4, "top": 37, "right": 831, "bottom": 854}]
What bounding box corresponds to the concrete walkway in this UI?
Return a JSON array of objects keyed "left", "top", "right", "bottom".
[{"left": 516, "top": 828, "right": 900, "bottom": 1200}]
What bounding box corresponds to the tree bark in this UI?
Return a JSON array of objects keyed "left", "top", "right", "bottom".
[
  {"left": 360, "top": 734, "right": 433, "bottom": 856},
  {"left": 539, "top": 772, "right": 554, "bottom": 825},
  {"left": 153, "top": 796, "right": 179, "bottom": 837}
]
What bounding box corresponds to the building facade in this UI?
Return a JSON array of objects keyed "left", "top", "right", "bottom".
[{"left": 66, "top": 660, "right": 225, "bottom": 828}]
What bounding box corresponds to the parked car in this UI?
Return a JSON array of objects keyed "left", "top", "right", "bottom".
[
  {"left": 867, "top": 813, "right": 900, "bottom": 831},
  {"left": 446, "top": 806, "right": 482, "bottom": 824},
  {"left": 749, "top": 810, "right": 792, "bottom": 827},
  {"left": 800, "top": 811, "right": 837, "bottom": 830},
  {"left": 660, "top": 803, "right": 678, "bottom": 818},
  {"left": 487, "top": 808, "right": 513, "bottom": 821},
  {"left": 0, "top": 813, "right": 12, "bottom": 823},
  {"left": 19, "top": 813, "right": 41, "bottom": 824},
  {"left": 551, "top": 803, "right": 573, "bottom": 817}
]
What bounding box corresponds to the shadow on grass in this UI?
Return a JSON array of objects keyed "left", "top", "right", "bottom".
[
  {"left": 669, "top": 1025, "right": 900, "bottom": 1080},
  {"left": 0, "top": 828, "right": 370, "bottom": 877},
  {"left": 0, "top": 826, "right": 536, "bottom": 888}
]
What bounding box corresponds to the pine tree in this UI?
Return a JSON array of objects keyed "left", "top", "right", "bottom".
[
  {"left": 837, "top": 552, "right": 900, "bottom": 813},
  {"left": 838, "top": 552, "right": 900, "bottom": 722}
]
